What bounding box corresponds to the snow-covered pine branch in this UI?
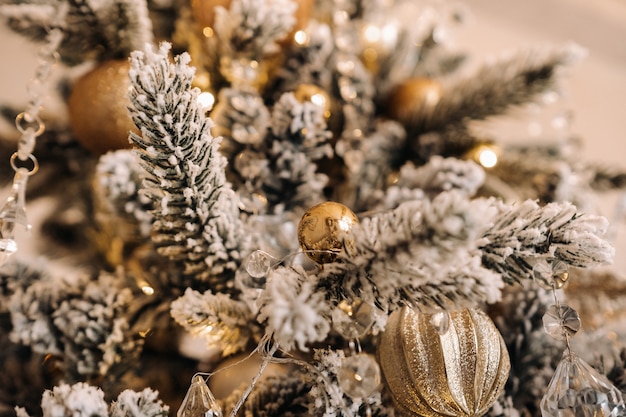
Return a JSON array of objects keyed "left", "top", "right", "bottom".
[
  {"left": 403, "top": 43, "right": 587, "bottom": 134},
  {"left": 480, "top": 199, "right": 614, "bottom": 284},
  {"left": 128, "top": 42, "right": 249, "bottom": 286},
  {"left": 319, "top": 191, "right": 503, "bottom": 312},
  {"left": 318, "top": 192, "right": 613, "bottom": 312},
  {"left": 170, "top": 288, "right": 252, "bottom": 357}
]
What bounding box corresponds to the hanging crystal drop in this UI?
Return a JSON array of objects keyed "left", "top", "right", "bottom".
[
  {"left": 332, "top": 299, "right": 379, "bottom": 339},
  {"left": 337, "top": 353, "right": 381, "bottom": 399},
  {"left": 541, "top": 352, "right": 626, "bottom": 417},
  {"left": 0, "top": 168, "right": 31, "bottom": 266},
  {"left": 543, "top": 304, "right": 581, "bottom": 341},
  {"left": 177, "top": 375, "right": 223, "bottom": 417},
  {"left": 533, "top": 260, "right": 570, "bottom": 290}
]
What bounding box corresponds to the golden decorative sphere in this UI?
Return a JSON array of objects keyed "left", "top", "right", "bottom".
[
  {"left": 378, "top": 307, "right": 510, "bottom": 417},
  {"left": 297, "top": 201, "right": 359, "bottom": 264},
  {"left": 67, "top": 60, "right": 139, "bottom": 155},
  {"left": 294, "top": 84, "right": 332, "bottom": 119},
  {"left": 386, "top": 77, "right": 442, "bottom": 124}
]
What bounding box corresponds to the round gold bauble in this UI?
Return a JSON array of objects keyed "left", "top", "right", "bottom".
[
  {"left": 191, "top": 0, "right": 313, "bottom": 41},
  {"left": 67, "top": 60, "right": 138, "bottom": 155},
  {"left": 378, "top": 307, "right": 510, "bottom": 417},
  {"left": 297, "top": 201, "right": 359, "bottom": 264},
  {"left": 386, "top": 77, "right": 442, "bottom": 124},
  {"left": 294, "top": 84, "right": 332, "bottom": 119}
]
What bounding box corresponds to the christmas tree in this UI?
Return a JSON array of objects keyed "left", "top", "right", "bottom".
[{"left": 0, "top": 1, "right": 625, "bottom": 416}]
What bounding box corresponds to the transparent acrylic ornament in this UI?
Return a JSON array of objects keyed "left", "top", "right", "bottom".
[
  {"left": 332, "top": 299, "right": 378, "bottom": 339},
  {"left": 177, "top": 375, "right": 223, "bottom": 417},
  {"left": 540, "top": 352, "right": 626, "bottom": 417},
  {"left": 533, "top": 260, "right": 570, "bottom": 290},
  {"left": 0, "top": 167, "right": 32, "bottom": 266},
  {"left": 337, "top": 353, "right": 381, "bottom": 400},
  {"left": 543, "top": 304, "right": 581, "bottom": 341}
]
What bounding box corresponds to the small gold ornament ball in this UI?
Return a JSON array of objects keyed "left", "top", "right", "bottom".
[
  {"left": 386, "top": 77, "right": 442, "bottom": 124},
  {"left": 67, "top": 60, "right": 139, "bottom": 155},
  {"left": 378, "top": 307, "right": 510, "bottom": 417},
  {"left": 297, "top": 201, "right": 359, "bottom": 264},
  {"left": 294, "top": 84, "right": 332, "bottom": 119}
]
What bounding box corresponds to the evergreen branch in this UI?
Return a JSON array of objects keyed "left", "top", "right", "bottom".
[
  {"left": 110, "top": 388, "right": 170, "bottom": 417},
  {"left": 256, "top": 266, "right": 331, "bottom": 351},
  {"left": 0, "top": 0, "right": 152, "bottom": 63},
  {"left": 480, "top": 200, "right": 614, "bottom": 284},
  {"left": 213, "top": 0, "right": 297, "bottom": 59},
  {"left": 170, "top": 288, "right": 252, "bottom": 357},
  {"left": 222, "top": 374, "right": 313, "bottom": 417},
  {"left": 405, "top": 43, "right": 586, "bottom": 133},
  {"left": 128, "top": 42, "right": 249, "bottom": 284},
  {"left": 319, "top": 191, "right": 504, "bottom": 312}
]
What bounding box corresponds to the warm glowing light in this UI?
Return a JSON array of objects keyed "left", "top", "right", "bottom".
[
  {"left": 141, "top": 285, "right": 155, "bottom": 295},
  {"left": 294, "top": 30, "right": 308, "bottom": 45},
  {"left": 197, "top": 92, "right": 215, "bottom": 110},
  {"left": 478, "top": 147, "right": 498, "bottom": 168},
  {"left": 310, "top": 93, "right": 326, "bottom": 108},
  {"left": 363, "top": 24, "right": 381, "bottom": 44},
  {"left": 202, "top": 27, "right": 214, "bottom": 37}
]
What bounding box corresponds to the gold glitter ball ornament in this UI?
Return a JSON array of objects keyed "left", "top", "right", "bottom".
[
  {"left": 297, "top": 201, "right": 359, "bottom": 264},
  {"left": 378, "top": 307, "right": 510, "bottom": 417},
  {"left": 67, "top": 60, "right": 139, "bottom": 155}
]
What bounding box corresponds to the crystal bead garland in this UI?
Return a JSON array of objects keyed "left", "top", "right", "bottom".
[
  {"left": 538, "top": 260, "right": 626, "bottom": 417},
  {"left": 0, "top": 3, "right": 67, "bottom": 266},
  {"left": 177, "top": 375, "right": 223, "bottom": 417}
]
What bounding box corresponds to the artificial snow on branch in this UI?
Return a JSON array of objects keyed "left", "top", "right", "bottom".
[
  {"left": 481, "top": 199, "right": 614, "bottom": 284},
  {"left": 170, "top": 288, "right": 252, "bottom": 357},
  {"left": 128, "top": 42, "right": 249, "bottom": 286}
]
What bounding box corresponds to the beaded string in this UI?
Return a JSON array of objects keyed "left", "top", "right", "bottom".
[{"left": 0, "top": 2, "right": 67, "bottom": 266}]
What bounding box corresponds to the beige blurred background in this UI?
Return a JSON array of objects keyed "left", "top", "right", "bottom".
[{"left": 0, "top": 0, "right": 625, "bottom": 270}]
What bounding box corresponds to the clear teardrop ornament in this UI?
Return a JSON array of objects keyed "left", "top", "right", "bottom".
[
  {"left": 337, "top": 353, "right": 381, "bottom": 399},
  {"left": 177, "top": 375, "right": 223, "bottom": 417},
  {"left": 543, "top": 304, "right": 581, "bottom": 341},
  {"left": 541, "top": 352, "right": 626, "bottom": 417}
]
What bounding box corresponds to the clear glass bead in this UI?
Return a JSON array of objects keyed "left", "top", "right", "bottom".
[
  {"left": 541, "top": 352, "right": 626, "bottom": 417},
  {"left": 543, "top": 304, "right": 581, "bottom": 341},
  {"left": 244, "top": 250, "right": 273, "bottom": 279},
  {"left": 332, "top": 299, "right": 377, "bottom": 339},
  {"left": 337, "top": 353, "right": 381, "bottom": 399},
  {"left": 533, "top": 260, "right": 570, "bottom": 290},
  {"left": 177, "top": 375, "right": 223, "bottom": 417}
]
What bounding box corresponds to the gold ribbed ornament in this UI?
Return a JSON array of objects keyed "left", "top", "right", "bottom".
[{"left": 378, "top": 307, "right": 510, "bottom": 417}]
